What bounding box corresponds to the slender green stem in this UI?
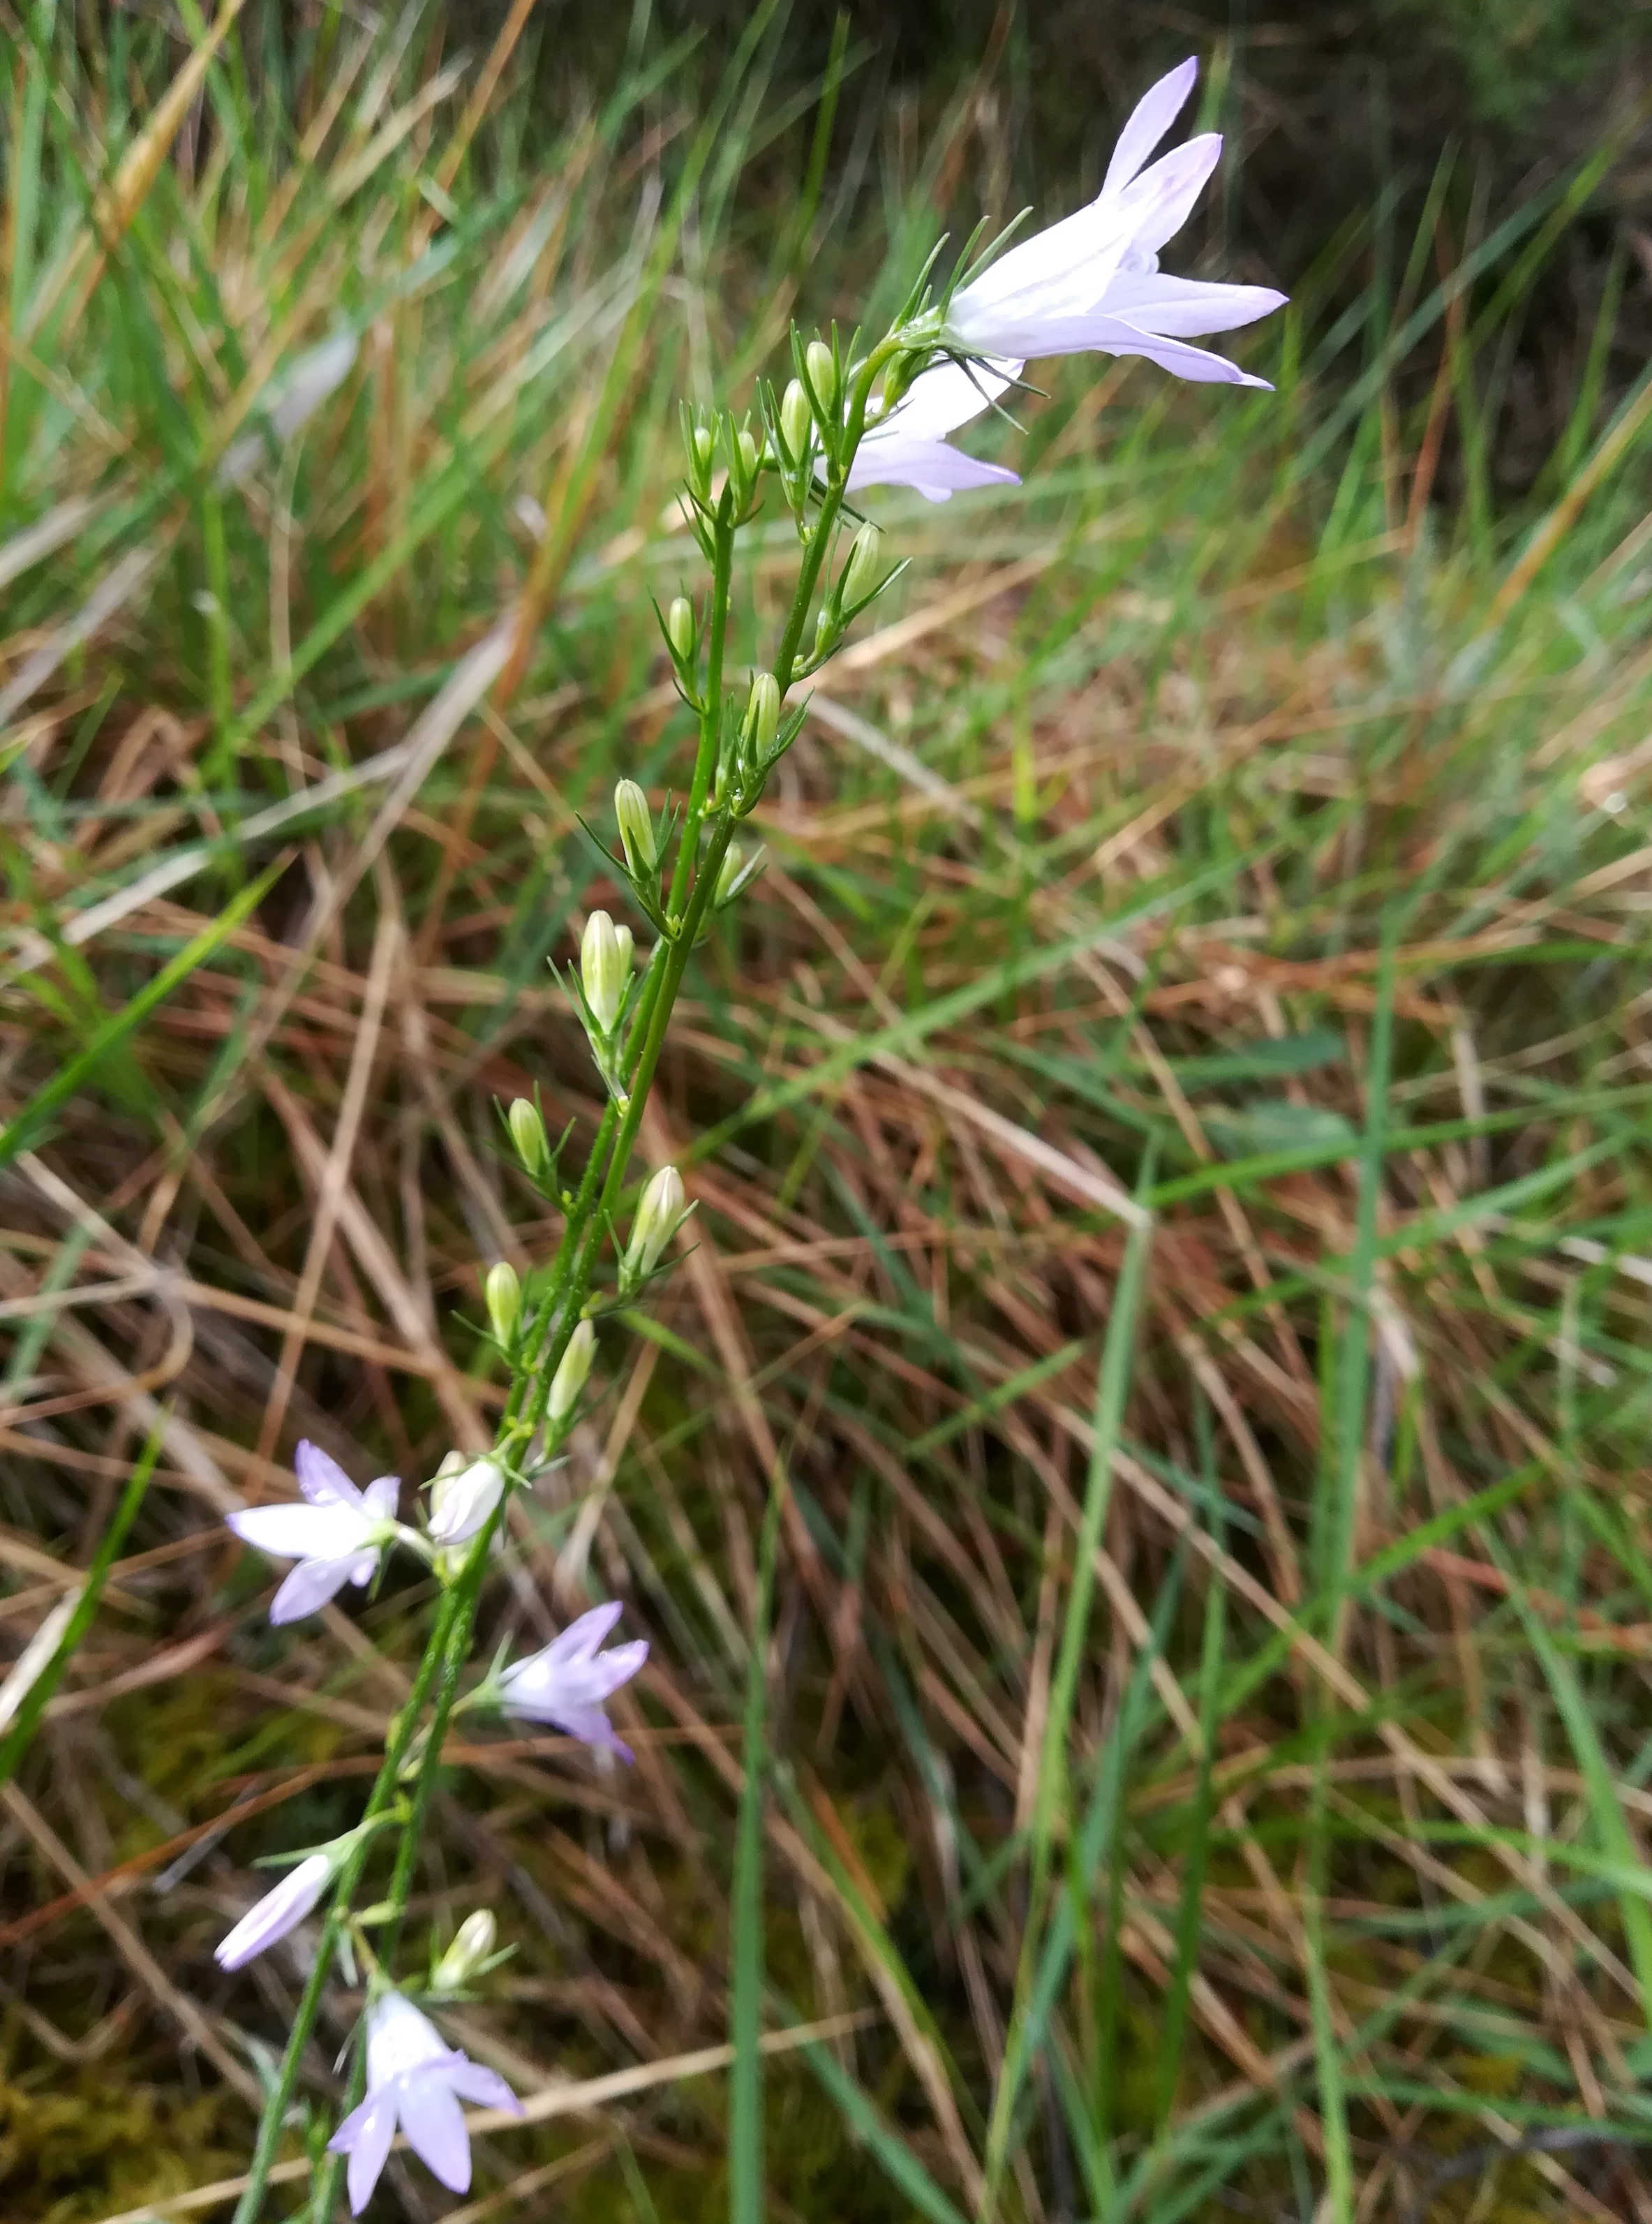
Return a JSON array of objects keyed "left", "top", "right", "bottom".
[{"left": 669, "top": 498, "right": 736, "bottom": 919}]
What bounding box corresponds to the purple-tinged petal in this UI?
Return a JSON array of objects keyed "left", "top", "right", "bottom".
[
  {"left": 227, "top": 1503, "right": 341, "bottom": 1560},
  {"left": 553, "top": 1703, "right": 634, "bottom": 1760},
  {"left": 329, "top": 2089, "right": 396, "bottom": 2216},
  {"left": 952, "top": 203, "right": 1133, "bottom": 329},
  {"left": 362, "top": 1474, "right": 401, "bottom": 1522},
  {"left": 269, "top": 1554, "right": 362, "bottom": 1624},
  {"left": 214, "top": 1853, "right": 330, "bottom": 1971},
  {"left": 875, "top": 357, "right": 1021, "bottom": 442},
  {"left": 1007, "top": 309, "right": 1270, "bottom": 385},
  {"left": 1089, "top": 275, "right": 1287, "bottom": 339},
  {"left": 366, "top": 1989, "right": 452, "bottom": 2082},
  {"left": 447, "top": 2061, "right": 525, "bottom": 2114},
  {"left": 399, "top": 2073, "right": 472, "bottom": 2193},
  {"left": 848, "top": 440, "right": 1022, "bottom": 502},
  {"left": 570, "top": 1636, "right": 650, "bottom": 1701},
  {"left": 295, "top": 1440, "right": 362, "bottom": 1509},
  {"left": 539, "top": 1600, "right": 626, "bottom": 1668},
  {"left": 1113, "top": 135, "right": 1223, "bottom": 259},
  {"left": 1101, "top": 56, "right": 1199, "bottom": 195}
]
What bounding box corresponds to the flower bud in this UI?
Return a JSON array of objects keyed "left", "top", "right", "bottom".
[
  {"left": 736, "top": 429, "right": 759, "bottom": 484},
  {"left": 429, "top": 1458, "right": 505, "bottom": 1546},
  {"left": 691, "top": 423, "right": 715, "bottom": 485},
  {"left": 215, "top": 1851, "right": 333, "bottom": 1972},
  {"left": 485, "top": 1261, "right": 521, "bottom": 1347},
  {"left": 780, "top": 378, "right": 811, "bottom": 461},
  {"left": 664, "top": 597, "right": 694, "bottom": 665},
  {"left": 431, "top": 1908, "right": 498, "bottom": 1994},
  {"left": 581, "top": 911, "right": 628, "bottom": 1034},
  {"left": 715, "top": 842, "right": 745, "bottom": 906},
  {"left": 746, "top": 671, "right": 780, "bottom": 762},
  {"left": 507, "top": 1098, "right": 547, "bottom": 1178},
  {"left": 548, "top": 1319, "right": 595, "bottom": 1423},
  {"left": 614, "top": 779, "right": 657, "bottom": 875},
  {"left": 805, "top": 339, "right": 836, "bottom": 412},
  {"left": 625, "top": 1165, "right": 686, "bottom": 1284},
  {"left": 842, "top": 521, "right": 882, "bottom": 607}
]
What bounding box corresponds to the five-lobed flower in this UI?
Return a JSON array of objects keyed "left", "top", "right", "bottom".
[
  {"left": 327, "top": 1989, "right": 522, "bottom": 2212},
  {"left": 214, "top": 1851, "right": 332, "bottom": 1972},
  {"left": 497, "top": 1601, "right": 649, "bottom": 1760},
  {"left": 225, "top": 1441, "right": 400, "bottom": 1625},
  {"left": 851, "top": 57, "right": 1284, "bottom": 503}
]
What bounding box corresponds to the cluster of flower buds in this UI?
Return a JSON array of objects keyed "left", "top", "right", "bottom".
[{"left": 680, "top": 404, "right": 764, "bottom": 556}]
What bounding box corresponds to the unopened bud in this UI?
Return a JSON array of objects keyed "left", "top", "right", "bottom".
[
  {"left": 715, "top": 842, "right": 746, "bottom": 906},
  {"left": 805, "top": 339, "right": 835, "bottom": 411},
  {"left": 485, "top": 1261, "right": 521, "bottom": 1346},
  {"left": 736, "top": 429, "right": 759, "bottom": 484},
  {"left": 507, "top": 1098, "right": 547, "bottom": 1177},
  {"left": 432, "top": 1908, "right": 498, "bottom": 1993},
  {"left": 581, "top": 911, "right": 628, "bottom": 1033},
  {"left": 781, "top": 378, "right": 810, "bottom": 460},
  {"left": 615, "top": 779, "right": 657, "bottom": 875},
  {"left": 843, "top": 521, "right": 881, "bottom": 607},
  {"left": 692, "top": 424, "right": 715, "bottom": 482},
  {"left": 664, "top": 596, "right": 694, "bottom": 665},
  {"left": 625, "top": 1165, "right": 687, "bottom": 1283},
  {"left": 548, "top": 1319, "right": 595, "bottom": 1423},
  {"left": 746, "top": 671, "right": 780, "bottom": 762},
  {"left": 429, "top": 1457, "right": 505, "bottom": 1546}
]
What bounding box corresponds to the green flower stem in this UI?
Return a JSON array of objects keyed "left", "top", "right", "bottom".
[{"left": 668, "top": 498, "right": 736, "bottom": 920}]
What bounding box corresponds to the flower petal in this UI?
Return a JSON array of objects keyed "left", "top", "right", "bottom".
[
  {"left": 952, "top": 202, "right": 1133, "bottom": 329},
  {"left": 399, "top": 2073, "right": 472, "bottom": 2192},
  {"left": 214, "top": 1853, "right": 330, "bottom": 1971},
  {"left": 447, "top": 2061, "right": 524, "bottom": 2114},
  {"left": 295, "top": 1439, "right": 362, "bottom": 1509},
  {"left": 570, "top": 1636, "right": 650, "bottom": 1700},
  {"left": 269, "top": 1554, "right": 364, "bottom": 1624},
  {"left": 1089, "top": 275, "right": 1287, "bottom": 339},
  {"left": 329, "top": 2089, "right": 396, "bottom": 2217},
  {"left": 1113, "top": 135, "right": 1222, "bottom": 260},
  {"left": 362, "top": 1474, "right": 401, "bottom": 1522},
  {"left": 542, "top": 1600, "right": 626, "bottom": 1668},
  {"left": 874, "top": 357, "right": 1020, "bottom": 442},
  {"left": 848, "top": 440, "right": 1021, "bottom": 503},
  {"left": 227, "top": 1503, "right": 341, "bottom": 1560},
  {"left": 1101, "top": 56, "right": 1199, "bottom": 195}
]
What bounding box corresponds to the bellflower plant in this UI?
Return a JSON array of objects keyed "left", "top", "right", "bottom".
[{"left": 217, "top": 56, "right": 1279, "bottom": 2218}]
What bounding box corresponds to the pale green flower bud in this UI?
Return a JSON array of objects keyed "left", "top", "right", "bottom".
[
  {"left": 747, "top": 671, "right": 780, "bottom": 761},
  {"left": 805, "top": 339, "right": 836, "bottom": 411},
  {"left": 507, "top": 1098, "right": 547, "bottom": 1177},
  {"left": 625, "top": 1165, "right": 686, "bottom": 1283},
  {"left": 429, "top": 1457, "right": 505, "bottom": 1545},
  {"left": 485, "top": 1261, "right": 521, "bottom": 1346},
  {"left": 615, "top": 778, "right": 656, "bottom": 875},
  {"left": 664, "top": 596, "right": 694, "bottom": 665},
  {"left": 431, "top": 1908, "right": 497, "bottom": 1993},
  {"left": 780, "top": 378, "right": 811, "bottom": 460},
  {"left": 581, "top": 911, "right": 627, "bottom": 1033},
  {"left": 736, "top": 429, "right": 759, "bottom": 484},
  {"left": 842, "top": 521, "right": 882, "bottom": 607},
  {"left": 548, "top": 1318, "right": 595, "bottom": 1423},
  {"left": 715, "top": 842, "right": 746, "bottom": 906},
  {"left": 692, "top": 424, "right": 715, "bottom": 484}
]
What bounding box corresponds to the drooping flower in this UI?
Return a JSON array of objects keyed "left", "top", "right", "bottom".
[
  {"left": 496, "top": 1602, "right": 648, "bottom": 1760},
  {"left": 850, "top": 57, "right": 1284, "bottom": 503},
  {"left": 225, "top": 1441, "right": 399, "bottom": 1624},
  {"left": 327, "top": 1989, "right": 522, "bottom": 2212},
  {"left": 214, "top": 1852, "right": 332, "bottom": 1972}
]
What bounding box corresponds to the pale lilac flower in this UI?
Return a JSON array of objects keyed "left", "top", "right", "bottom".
[
  {"left": 214, "top": 1852, "right": 331, "bottom": 1971},
  {"left": 496, "top": 1602, "right": 648, "bottom": 1760},
  {"left": 225, "top": 1440, "right": 399, "bottom": 1624},
  {"left": 851, "top": 57, "right": 1284, "bottom": 503},
  {"left": 848, "top": 357, "right": 1025, "bottom": 505},
  {"left": 327, "top": 1989, "right": 521, "bottom": 2212}
]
